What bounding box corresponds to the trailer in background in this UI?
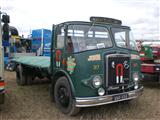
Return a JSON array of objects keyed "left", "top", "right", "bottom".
[{"left": 140, "top": 45, "right": 160, "bottom": 83}]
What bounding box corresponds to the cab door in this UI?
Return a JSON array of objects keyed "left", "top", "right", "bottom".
[{"left": 51, "top": 25, "right": 66, "bottom": 72}]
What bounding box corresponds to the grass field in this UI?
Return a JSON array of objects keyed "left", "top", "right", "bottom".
[{"left": 0, "top": 71, "right": 160, "bottom": 119}]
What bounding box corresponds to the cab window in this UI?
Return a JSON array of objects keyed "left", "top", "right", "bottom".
[
  {"left": 67, "top": 25, "right": 112, "bottom": 53},
  {"left": 56, "top": 27, "right": 65, "bottom": 49}
]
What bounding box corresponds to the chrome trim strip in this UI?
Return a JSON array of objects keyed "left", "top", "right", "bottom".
[{"left": 75, "top": 86, "right": 143, "bottom": 107}]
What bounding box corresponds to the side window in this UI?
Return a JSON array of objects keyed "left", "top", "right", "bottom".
[
  {"left": 56, "top": 27, "right": 65, "bottom": 49},
  {"left": 114, "top": 31, "right": 127, "bottom": 48}
]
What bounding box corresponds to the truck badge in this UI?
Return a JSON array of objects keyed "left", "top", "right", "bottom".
[
  {"left": 56, "top": 50, "right": 61, "bottom": 67},
  {"left": 123, "top": 61, "right": 129, "bottom": 69},
  {"left": 67, "top": 56, "right": 76, "bottom": 74},
  {"left": 112, "top": 61, "right": 115, "bottom": 68},
  {"left": 88, "top": 54, "right": 101, "bottom": 61},
  {"left": 93, "top": 64, "right": 100, "bottom": 70},
  {"left": 116, "top": 64, "right": 124, "bottom": 83}
]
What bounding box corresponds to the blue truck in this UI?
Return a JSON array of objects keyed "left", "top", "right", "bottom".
[{"left": 32, "top": 29, "right": 51, "bottom": 56}]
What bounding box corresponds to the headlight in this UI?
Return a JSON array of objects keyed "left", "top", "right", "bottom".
[
  {"left": 98, "top": 87, "right": 105, "bottom": 96},
  {"left": 133, "top": 72, "right": 139, "bottom": 82},
  {"left": 92, "top": 75, "right": 102, "bottom": 88},
  {"left": 134, "top": 83, "right": 139, "bottom": 89}
]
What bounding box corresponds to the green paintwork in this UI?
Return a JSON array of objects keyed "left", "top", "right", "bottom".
[
  {"left": 66, "top": 48, "right": 140, "bottom": 97},
  {"left": 140, "top": 45, "right": 153, "bottom": 59},
  {"left": 69, "top": 50, "right": 104, "bottom": 97},
  {"left": 13, "top": 56, "right": 50, "bottom": 69},
  {"left": 131, "top": 50, "right": 142, "bottom": 80}
]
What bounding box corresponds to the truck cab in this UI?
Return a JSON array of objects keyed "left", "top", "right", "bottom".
[{"left": 50, "top": 17, "right": 143, "bottom": 115}]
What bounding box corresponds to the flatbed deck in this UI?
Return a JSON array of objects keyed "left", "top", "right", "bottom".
[{"left": 13, "top": 56, "right": 50, "bottom": 69}]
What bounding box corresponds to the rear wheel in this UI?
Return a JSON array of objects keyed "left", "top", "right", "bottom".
[
  {"left": 0, "top": 93, "right": 5, "bottom": 104},
  {"left": 16, "top": 65, "right": 27, "bottom": 86},
  {"left": 54, "top": 77, "right": 80, "bottom": 116},
  {"left": 27, "top": 74, "right": 33, "bottom": 85}
]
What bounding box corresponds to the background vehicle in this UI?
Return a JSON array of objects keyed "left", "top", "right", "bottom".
[
  {"left": 140, "top": 45, "right": 160, "bottom": 83},
  {"left": 0, "top": 11, "right": 10, "bottom": 104},
  {"left": 31, "top": 29, "right": 51, "bottom": 56},
  {"left": 13, "top": 17, "right": 143, "bottom": 115},
  {"left": 6, "top": 28, "right": 52, "bottom": 71}
]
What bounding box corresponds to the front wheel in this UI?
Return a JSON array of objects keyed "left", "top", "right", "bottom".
[{"left": 54, "top": 77, "right": 80, "bottom": 116}]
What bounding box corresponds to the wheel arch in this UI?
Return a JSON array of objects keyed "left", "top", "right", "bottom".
[{"left": 51, "top": 70, "right": 76, "bottom": 98}]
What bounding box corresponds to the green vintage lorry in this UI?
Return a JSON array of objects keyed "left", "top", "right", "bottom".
[{"left": 13, "top": 17, "right": 143, "bottom": 115}]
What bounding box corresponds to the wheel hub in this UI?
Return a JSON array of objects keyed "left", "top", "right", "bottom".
[{"left": 58, "top": 86, "right": 69, "bottom": 108}]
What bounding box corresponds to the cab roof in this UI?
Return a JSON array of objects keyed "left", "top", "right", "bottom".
[
  {"left": 57, "top": 21, "right": 130, "bottom": 29},
  {"left": 57, "top": 16, "right": 130, "bottom": 29}
]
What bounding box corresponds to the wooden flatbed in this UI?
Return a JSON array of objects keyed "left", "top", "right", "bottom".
[{"left": 13, "top": 56, "right": 50, "bottom": 69}]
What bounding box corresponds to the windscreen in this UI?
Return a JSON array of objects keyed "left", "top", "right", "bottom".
[
  {"left": 67, "top": 25, "right": 112, "bottom": 53},
  {"left": 111, "top": 28, "right": 138, "bottom": 51}
]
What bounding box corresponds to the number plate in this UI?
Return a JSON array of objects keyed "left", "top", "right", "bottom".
[{"left": 112, "top": 93, "right": 128, "bottom": 101}]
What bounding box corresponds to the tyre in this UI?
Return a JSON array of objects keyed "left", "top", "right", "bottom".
[
  {"left": 54, "top": 77, "right": 80, "bottom": 116},
  {"left": 0, "top": 93, "right": 5, "bottom": 104},
  {"left": 16, "top": 65, "right": 27, "bottom": 86},
  {"left": 27, "top": 74, "right": 33, "bottom": 85}
]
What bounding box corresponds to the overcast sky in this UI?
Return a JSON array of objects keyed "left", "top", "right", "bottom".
[{"left": 1, "top": 0, "right": 160, "bottom": 40}]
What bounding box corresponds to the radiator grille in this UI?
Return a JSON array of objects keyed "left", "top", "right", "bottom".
[{"left": 106, "top": 54, "right": 130, "bottom": 87}]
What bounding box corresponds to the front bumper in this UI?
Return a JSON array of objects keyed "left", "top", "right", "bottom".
[{"left": 75, "top": 86, "right": 143, "bottom": 107}]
